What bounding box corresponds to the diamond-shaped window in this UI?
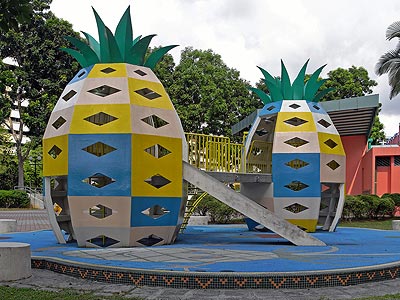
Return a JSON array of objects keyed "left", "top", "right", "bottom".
[
  {"left": 89, "top": 204, "right": 112, "bottom": 219},
  {"left": 145, "top": 174, "right": 171, "bottom": 189},
  {"left": 77, "top": 70, "right": 86, "bottom": 78},
  {"left": 141, "top": 115, "right": 169, "bottom": 128},
  {"left": 137, "top": 234, "right": 164, "bottom": 246},
  {"left": 100, "top": 67, "right": 116, "bottom": 74},
  {"left": 284, "top": 181, "right": 309, "bottom": 191},
  {"left": 285, "top": 159, "right": 309, "bottom": 170},
  {"left": 82, "top": 142, "right": 116, "bottom": 157},
  {"left": 87, "top": 85, "right": 121, "bottom": 97},
  {"left": 318, "top": 119, "right": 331, "bottom": 128},
  {"left": 82, "top": 173, "right": 115, "bottom": 188},
  {"left": 48, "top": 145, "right": 62, "bottom": 159},
  {"left": 289, "top": 103, "right": 301, "bottom": 109},
  {"left": 284, "top": 117, "right": 308, "bottom": 127},
  {"left": 284, "top": 137, "right": 309, "bottom": 148},
  {"left": 141, "top": 205, "right": 170, "bottom": 219},
  {"left": 326, "top": 160, "right": 340, "bottom": 170},
  {"left": 134, "top": 69, "right": 147, "bottom": 76},
  {"left": 87, "top": 235, "right": 119, "bottom": 247},
  {"left": 256, "top": 128, "right": 268, "bottom": 136},
  {"left": 284, "top": 203, "right": 309, "bottom": 214},
  {"left": 84, "top": 112, "right": 118, "bottom": 126},
  {"left": 144, "top": 144, "right": 171, "bottom": 159},
  {"left": 324, "top": 139, "right": 338, "bottom": 149},
  {"left": 267, "top": 105, "right": 276, "bottom": 111},
  {"left": 52, "top": 116, "right": 67, "bottom": 129},
  {"left": 135, "top": 88, "right": 162, "bottom": 100},
  {"left": 62, "top": 90, "right": 77, "bottom": 101}
]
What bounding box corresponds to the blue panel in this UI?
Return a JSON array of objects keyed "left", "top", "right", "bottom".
[
  {"left": 68, "top": 134, "right": 131, "bottom": 196},
  {"left": 307, "top": 102, "right": 327, "bottom": 114},
  {"left": 68, "top": 65, "right": 94, "bottom": 84},
  {"left": 258, "top": 101, "right": 283, "bottom": 117},
  {"left": 131, "top": 197, "right": 181, "bottom": 227},
  {"left": 272, "top": 153, "right": 320, "bottom": 197}
]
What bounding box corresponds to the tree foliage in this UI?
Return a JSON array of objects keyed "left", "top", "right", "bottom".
[{"left": 0, "top": 0, "right": 33, "bottom": 32}]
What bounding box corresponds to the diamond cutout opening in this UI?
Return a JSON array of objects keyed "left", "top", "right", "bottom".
[
  {"left": 100, "top": 67, "right": 116, "bottom": 74},
  {"left": 284, "top": 137, "right": 309, "bottom": 148},
  {"left": 255, "top": 128, "right": 268, "bottom": 136},
  {"left": 284, "top": 203, "right": 309, "bottom": 214},
  {"left": 284, "top": 117, "right": 308, "bottom": 127},
  {"left": 84, "top": 112, "right": 118, "bottom": 126},
  {"left": 289, "top": 103, "right": 301, "bottom": 109},
  {"left": 284, "top": 181, "right": 309, "bottom": 191},
  {"left": 89, "top": 204, "right": 112, "bottom": 219},
  {"left": 324, "top": 139, "right": 338, "bottom": 149},
  {"left": 285, "top": 159, "right": 309, "bottom": 170},
  {"left": 137, "top": 234, "right": 164, "bottom": 246},
  {"left": 144, "top": 144, "right": 171, "bottom": 158},
  {"left": 83, "top": 142, "right": 116, "bottom": 157},
  {"left": 321, "top": 184, "right": 331, "bottom": 192},
  {"left": 87, "top": 235, "right": 119, "bottom": 247},
  {"left": 313, "top": 105, "right": 320, "bottom": 110},
  {"left": 52, "top": 116, "right": 67, "bottom": 129},
  {"left": 62, "top": 90, "right": 77, "bottom": 101},
  {"left": 327, "top": 160, "right": 340, "bottom": 170},
  {"left": 318, "top": 119, "right": 331, "bottom": 128},
  {"left": 135, "top": 88, "right": 161, "bottom": 100},
  {"left": 145, "top": 174, "right": 171, "bottom": 189},
  {"left": 141, "top": 115, "right": 169, "bottom": 128},
  {"left": 77, "top": 70, "right": 86, "bottom": 78},
  {"left": 267, "top": 105, "right": 276, "bottom": 111},
  {"left": 87, "top": 85, "right": 121, "bottom": 97},
  {"left": 141, "top": 205, "right": 170, "bottom": 219},
  {"left": 48, "top": 145, "right": 62, "bottom": 159},
  {"left": 134, "top": 69, "right": 147, "bottom": 76},
  {"left": 82, "top": 173, "right": 116, "bottom": 188}
]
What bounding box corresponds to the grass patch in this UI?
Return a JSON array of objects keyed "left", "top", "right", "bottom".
[
  {"left": 339, "top": 218, "right": 398, "bottom": 230},
  {"left": 354, "top": 294, "right": 400, "bottom": 299},
  {"left": 0, "top": 286, "right": 143, "bottom": 300}
]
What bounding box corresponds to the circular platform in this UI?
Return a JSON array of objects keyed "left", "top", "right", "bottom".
[{"left": 3, "top": 225, "right": 400, "bottom": 289}]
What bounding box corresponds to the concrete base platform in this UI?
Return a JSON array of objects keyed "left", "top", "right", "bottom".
[
  {"left": 0, "top": 219, "right": 17, "bottom": 233},
  {"left": 0, "top": 242, "right": 31, "bottom": 281},
  {"left": 2, "top": 225, "right": 400, "bottom": 289}
]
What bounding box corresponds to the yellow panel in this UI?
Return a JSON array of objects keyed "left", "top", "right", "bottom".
[
  {"left": 128, "top": 78, "right": 174, "bottom": 110},
  {"left": 43, "top": 135, "right": 68, "bottom": 176},
  {"left": 286, "top": 219, "right": 318, "bottom": 232},
  {"left": 87, "top": 63, "right": 127, "bottom": 78},
  {"left": 318, "top": 132, "right": 345, "bottom": 155},
  {"left": 275, "top": 112, "right": 316, "bottom": 132},
  {"left": 69, "top": 104, "right": 132, "bottom": 134},
  {"left": 131, "top": 134, "right": 182, "bottom": 197}
]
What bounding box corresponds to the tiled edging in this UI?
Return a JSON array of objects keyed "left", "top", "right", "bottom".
[{"left": 31, "top": 257, "right": 400, "bottom": 289}]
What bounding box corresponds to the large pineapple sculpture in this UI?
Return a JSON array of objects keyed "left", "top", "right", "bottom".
[
  {"left": 242, "top": 60, "right": 346, "bottom": 232},
  {"left": 43, "top": 7, "right": 187, "bottom": 247}
]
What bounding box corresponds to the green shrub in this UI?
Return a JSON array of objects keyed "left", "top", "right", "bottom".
[
  {"left": 357, "top": 194, "right": 380, "bottom": 218},
  {"left": 382, "top": 193, "right": 400, "bottom": 206},
  {"left": 0, "top": 190, "right": 30, "bottom": 208},
  {"left": 375, "top": 197, "right": 395, "bottom": 218},
  {"left": 194, "top": 195, "right": 242, "bottom": 224},
  {"left": 343, "top": 195, "right": 369, "bottom": 219}
]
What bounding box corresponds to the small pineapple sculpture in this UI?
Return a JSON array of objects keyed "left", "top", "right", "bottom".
[
  {"left": 43, "top": 7, "right": 187, "bottom": 247},
  {"left": 243, "top": 60, "right": 346, "bottom": 232}
]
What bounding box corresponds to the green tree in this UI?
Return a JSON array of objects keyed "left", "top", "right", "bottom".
[
  {"left": 166, "top": 47, "right": 262, "bottom": 138},
  {"left": 376, "top": 20, "right": 400, "bottom": 99},
  {"left": 0, "top": 0, "right": 80, "bottom": 187},
  {"left": 0, "top": 0, "right": 33, "bottom": 32},
  {"left": 0, "top": 129, "right": 18, "bottom": 190}
]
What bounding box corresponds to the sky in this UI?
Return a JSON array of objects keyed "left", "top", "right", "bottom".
[{"left": 50, "top": 0, "right": 400, "bottom": 137}]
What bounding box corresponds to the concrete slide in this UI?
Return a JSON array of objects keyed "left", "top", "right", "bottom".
[{"left": 183, "top": 162, "right": 325, "bottom": 246}]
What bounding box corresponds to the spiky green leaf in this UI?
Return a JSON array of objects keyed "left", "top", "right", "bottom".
[
  {"left": 92, "top": 7, "right": 111, "bottom": 62},
  {"left": 81, "top": 31, "right": 100, "bottom": 58},
  {"left": 304, "top": 64, "right": 327, "bottom": 99},
  {"left": 115, "top": 6, "right": 132, "bottom": 60},
  {"left": 144, "top": 45, "right": 178, "bottom": 70},
  {"left": 248, "top": 87, "right": 272, "bottom": 104},
  {"left": 280, "top": 60, "right": 292, "bottom": 99},
  {"left": 312, "top": 87, "right": 335, "bottom": 102},
  {"left": 60, "top": 48, "right": 88, "bottom": 67},
  {"left": 133, "top": 35, "right": 141, "bottom": 46},
  {"left": 257, "top": 66, "right": 283, "bottom": 101},
  {"left": 292, "top": 59, "right": 309, "bottom": 99},
  {"left": 127, "top": 34, "right": 156, "bottom": 65},
  {"left": 64, "top": 36, "right": 99, "bottom": 66},
  {"left": 105, "top": 26, "right": 123, "bottom": 62}
]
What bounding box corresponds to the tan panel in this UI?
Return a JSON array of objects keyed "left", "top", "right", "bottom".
[
  {"left": 126, "top": 65, "right": 161, "bottom": 83},
  {"left": 272, "top": 132, "right": 320, "bottom": 153},
  {"left": 312, "top": 113, "right": 339, "bottom": 135},
  {"left": 274, "top": 197, "right": 321, "bottom": 220},
  {"left": 53, "top": 79, "right": 86, "bottom": 112},
  {"left": 74, "top": 227, "right": 131, "bottom": 248},
  {"left": 320, "top": 154, "right": 346, "bottom": 183},
  {"left": 43, "top": 107, "right": 74, "bottom": 139},
  {"left": 130, "top": 104, "right": 185, "bottom": 139},
  {"left": 68, "top": 196, "right": 131, "bottom": 228},
  {"left": 77, "top": 77, "right": 130, "bottom": 105},
  {"left": 129, "top": 226, "right": 178, "bottom": 246}
]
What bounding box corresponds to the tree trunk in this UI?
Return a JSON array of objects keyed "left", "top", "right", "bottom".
[{"left": 16, "top": 145, "right": 25, "bottom": 188}]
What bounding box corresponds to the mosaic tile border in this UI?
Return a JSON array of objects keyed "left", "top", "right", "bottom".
[{"left": 31, "top": 258, "right": 400, "bottom": 289}]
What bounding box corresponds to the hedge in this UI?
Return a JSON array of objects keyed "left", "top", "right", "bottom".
[
  {"left": 0, "top": 190, "right": 30, "bottom": 208},
  {"left": 343, "top": 194, "right": 395, "bottom": 220}
]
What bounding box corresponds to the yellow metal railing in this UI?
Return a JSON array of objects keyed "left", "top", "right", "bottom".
[{"left": 179, "top": 192, "right": 208, "bottom": 233}]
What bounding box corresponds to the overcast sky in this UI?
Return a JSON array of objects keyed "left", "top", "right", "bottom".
[{"left": 51, "top": 0, "right": 400, "bottom": 137}]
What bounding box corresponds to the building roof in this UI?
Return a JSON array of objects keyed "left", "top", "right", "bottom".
[{"left": 232, "top": 94, "right": 379, "bottom": 137}]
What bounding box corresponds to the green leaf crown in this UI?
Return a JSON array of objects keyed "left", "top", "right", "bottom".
[
  {"left": 61, "top": 6, "right": 177, "bottom": 70},
  {"left": 250, "top": 60, "right": 334, "bottom": 104}
]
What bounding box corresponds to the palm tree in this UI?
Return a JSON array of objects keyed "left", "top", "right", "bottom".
[{"left": 376, "top": 21, "right": 400, "bottom": 99}]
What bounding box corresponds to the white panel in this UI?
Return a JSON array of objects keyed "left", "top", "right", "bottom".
[
  {"left": 43, "top": 106, "right": 74, "bottom": 139},
  {"left": 126, "top": 65, "right": 161, "bottom": 83},
  {"left": 312, "top": 112, "right": 339, "bottom": 135},
  {"left": 280, "top": 100, "right": 310, "bottom": 113},
  {"left": 53, "top": 79, "right": 85, "bottom": 112},
  {"left": 274, "top": 197, "right": 321, "bottom": 220},
  {"left": 272, "top": 132, "right": 320, "bottom": 153}
]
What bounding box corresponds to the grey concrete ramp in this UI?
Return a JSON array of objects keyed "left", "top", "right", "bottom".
[{"left": 183, "top": 162, "right": 325, "bottom": 246}]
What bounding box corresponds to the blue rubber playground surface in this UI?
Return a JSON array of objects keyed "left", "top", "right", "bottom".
[{"left": 2, "top": 225, "right": 400, "bottom": 273}]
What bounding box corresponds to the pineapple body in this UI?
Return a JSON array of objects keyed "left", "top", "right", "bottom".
[{"left": 43, "top": 63, "right": 187, "bottom": 247}]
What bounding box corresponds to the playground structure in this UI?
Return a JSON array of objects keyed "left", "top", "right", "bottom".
[{"left": 42, "top": 7, "right": 346, "bottom": 248}]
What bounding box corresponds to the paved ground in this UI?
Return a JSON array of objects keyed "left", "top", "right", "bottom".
[{"left": 0, "top": 210, "right": 51, "bottom": 232}]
